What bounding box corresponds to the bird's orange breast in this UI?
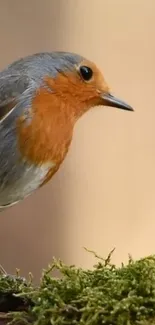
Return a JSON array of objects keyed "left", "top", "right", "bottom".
[{"left": 16, "top": 85, "right": 74, "bottom": 185}]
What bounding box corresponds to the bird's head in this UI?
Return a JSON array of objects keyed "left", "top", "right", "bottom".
[{"left": 45, "top": 52, "right": 133, "bottom": 121}]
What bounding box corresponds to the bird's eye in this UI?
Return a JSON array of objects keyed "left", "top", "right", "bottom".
[{"left": 79, "top": 66, "right": 93, "bottom": 81}]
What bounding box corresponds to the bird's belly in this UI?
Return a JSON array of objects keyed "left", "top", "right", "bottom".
[{"left": 0, "top": 161, "right": 55, "bottom": 209}]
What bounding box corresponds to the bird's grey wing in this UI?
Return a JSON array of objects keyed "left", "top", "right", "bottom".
[
  {"left": 0, "top": 74, "right": 31, "bottom": 121},
  {"left": 0, "top": 73, "right": 40, "bottom": 209}
]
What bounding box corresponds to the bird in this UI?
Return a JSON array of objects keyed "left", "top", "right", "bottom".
[{"left": 0, "top": 51, "right": 133, "bottom": 213}]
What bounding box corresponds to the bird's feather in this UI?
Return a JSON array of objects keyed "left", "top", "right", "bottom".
[{"left": 0, "top": 74, "right": 31, "bottom": 121}]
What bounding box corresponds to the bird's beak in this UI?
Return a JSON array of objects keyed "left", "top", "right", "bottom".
[{"left": 101, "top": 93, "right": 134, "bottom": 111}]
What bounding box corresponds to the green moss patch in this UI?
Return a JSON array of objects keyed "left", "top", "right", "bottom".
[{"left": 0, "top": 250, "right": 155, "bottom": 324}]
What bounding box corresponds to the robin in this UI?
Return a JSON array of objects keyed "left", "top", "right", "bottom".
[{"left": 0, "top": 51, "right": 133, "bottom": 212}]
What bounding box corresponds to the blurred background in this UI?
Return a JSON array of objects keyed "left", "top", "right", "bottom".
[{"left": 0, "top": 0, "right": 154, "bottom": 281}]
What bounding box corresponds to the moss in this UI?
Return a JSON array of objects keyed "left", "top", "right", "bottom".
[{"left": 1, "top": 250, "right": 155, "bottom": 324}]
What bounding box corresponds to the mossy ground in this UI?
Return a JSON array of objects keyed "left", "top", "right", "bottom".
[{"left": 0, "top": 249, "right": 155, "bottom": 324}]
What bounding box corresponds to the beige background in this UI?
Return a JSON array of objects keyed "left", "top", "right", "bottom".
[{"left": 0, "top": 0, "right": 154, "bottom": 281}]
